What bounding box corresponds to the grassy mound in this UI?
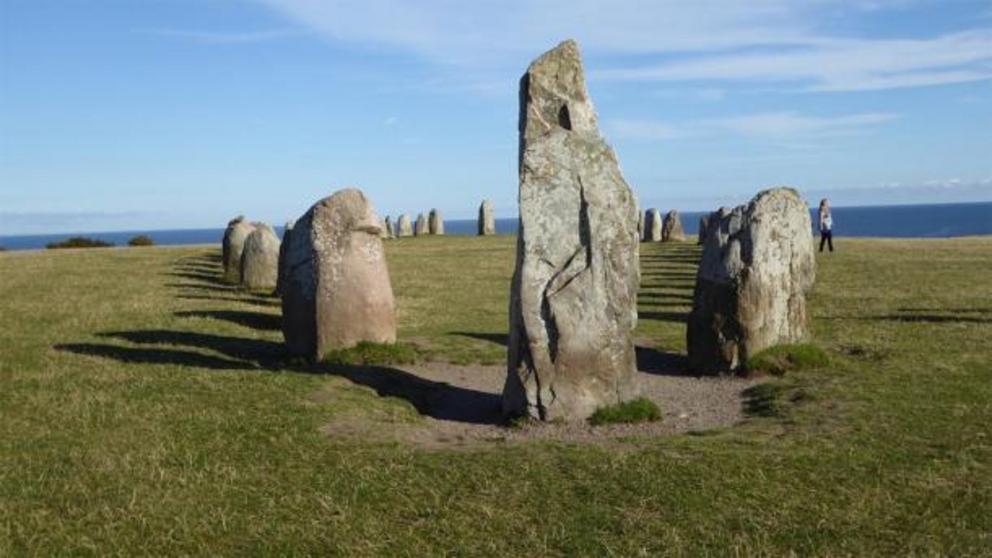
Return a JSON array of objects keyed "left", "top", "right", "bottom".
[
  {"left": 588, "top": 397, "right": 662, "bottom": 426},
  {"left": 746, "top": 343, "right": 829, "bottom": 376}
]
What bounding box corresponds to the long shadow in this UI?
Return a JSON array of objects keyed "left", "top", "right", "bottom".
[
  {"left": 165, "top": 271, "right": 229, "bottom": 287},
  {"left": 56, "top": 343, "right": 249, "bottom": 370},
  {"left": 879, "top": 314, "right": 992, "bottom": 324},
  {"left": 896, "top": 307, "right": 992, "bottom": 314},
  {"left": 635, "top": 346, "right": 695, "bottom": 377},
  {"left": 176, "top": 294, "right": 281, "bottom": 306},
  {"left": 639, "top": 310, "right": 689, "bottom": 324},
  {"left": 638, "top": 292, "right": 694, "bottom": 301},
  {"left": 165, "top": 282, "right": 239, "bottom": 294},
  {"left": 175, "top": 309, "right": 282, "bottom": 331},
  {"left": 99, "top": 330, "right": 285, "bottom": 366},
  {"left": 451, "top": 331, "right": 508, "bottom": 347}
]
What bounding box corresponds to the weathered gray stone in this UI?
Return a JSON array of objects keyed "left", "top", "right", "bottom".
[
  {"left": 662, "top": 210, "right": 685, "bottom": 242},
  {"left": 276, "top": 221, "right": 294, "bottom": 295},
  {"left": 414, "top": 213, "right": 428, "bottom": 236},
  {"left": 637, "top": 209, "right": 644, "bottom": 240},
  {"left": 222, "top": 216, "right": 255, "bottom": 284},
  {"left": 643, "top": 208, "right": 662, "bottom": 242},
  {"left": 281, "top": 188, "right": 397, "bottom": 361},
  {"left": 478, "top": 200, "right": 496, "bottom": 235},
  {"left": 697, "top": 215, "right": 709, "bottom": 244},
  {"left": 383, "top": 216, "right": 394, "bottom": 239},
  {"left": 240, "top": 223, "right": 280, "bottom": 290},
  {"left": 428, "top": 209, "right": 444, "bottom": 235},
  {"left": 504, "top": 39, "right": 641, "bottom": 422},
  {"left": 396, "top": 214, "right": 413, "bottom": 237},
  {"left": 687, "top": 188, "right": 816, "bottom": 372}
]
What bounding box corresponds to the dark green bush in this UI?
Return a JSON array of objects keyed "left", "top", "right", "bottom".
[
  {"left": 322, "top": 341, "right": 419, "bottom": 366},
  {"left": 128, "top": 235, "right": 154, "bottom": 247},
  {"left": 46, "top": 237, "right": 113, "bottom": 249},
  {"left": 588, "top": 397, "right": 662, "bottom": 426},
  {"left": 746, "top": 343, "right": 829, "bottom": 376}
]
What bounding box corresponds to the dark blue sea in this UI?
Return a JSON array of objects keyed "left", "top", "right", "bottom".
[{"left": 1, "top": 202, "right": 989, "bottom": 251}]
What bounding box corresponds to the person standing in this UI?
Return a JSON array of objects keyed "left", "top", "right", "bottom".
[{"left": 818, "top": 198, "right": 834, "bottom": 252}]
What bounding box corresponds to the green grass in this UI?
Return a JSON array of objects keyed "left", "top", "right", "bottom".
[
  {"left": 746, "top": 343, "right": 830, "bottom": 376},
  {"left": 1, "top": 236, "right": 991, "bottom": 554},
  {"left": 321, "top": 341, "right": 420, "bottom": 366},
  {"left": 588, "top": 397, "right": 662, "bottom": 426}
]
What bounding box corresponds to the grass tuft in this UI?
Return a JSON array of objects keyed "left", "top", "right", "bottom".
[
  {"left": 321, "top": 341, "right": 419, "bottom": 366},
  {"left": 746, "top": 343, "right": 829, "bottom": 376},
  {"left": 588, "top": 397, "right": 662, "bottom": 426}
]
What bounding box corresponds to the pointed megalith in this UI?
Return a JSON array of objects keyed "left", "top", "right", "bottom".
[
  {"left": 428, "top": 208, "right": 444, "bottom": 235},
  {"left": 688, "top": 188, "right": 816, "bottom": 372},
  {"left": 281, "top": 189, "right": 397, "bottom": 361},
  {"left": 396, "top": 214, "right": 413, "bottom": 237},
  {"left": 478, "top": 200, "right": 496, "bottom": 235},
  {"left": 644, "top": 208, "right": 662, "bottom": 242},
  {"left": 414, "top": 213, "right": 428, "bottom": 236},
  {"left": 241, "top": 223, "right": 281, "bottom": 290},
  {"left": 383, "top": 216, "right": 394, "bottom": 240},
  {"left": 662, "top": 210, "right": 685, "bottom": 242},
  {"left": 222, "top": 216, "right": 255, "bottom": 284},
  {"left": 504, "top": 40, "right": 641, "bottom": 422}
]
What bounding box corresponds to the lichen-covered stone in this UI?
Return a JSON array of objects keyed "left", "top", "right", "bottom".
[
  {"left": 222, "top": 216, "right": 255, "bottom": 284},
  {"left": 687, "top": 188, "right": 816, "bottom": 372},
  {"left": 281, "top": 188, "right": 397, "bottom": 361},
  {"left": 504, "top": 39, "right": 640, "bottom": 422},
  {"left": 428, "top": 209, "right": 444, "bottom": 235},
  {"left": 240, "top": 223, "right": 280, "bottom": 290},
  {"left": 643, "top": 208, "right": 662, "bottom": 242},
  {"left": 414, "top": 213, "right": 428, "bottom": 236},
  {"left": 396, "top": 214, "right": 413, "bottom": 237},
  {"left": 478, "top": 200, "right": 496, "bottom": 235},
  {"left": 276, "top": 221, "right": 294, "bottom": 295},
  {"left": 662, "top": 210, "right": 685, "bottom": 242}
]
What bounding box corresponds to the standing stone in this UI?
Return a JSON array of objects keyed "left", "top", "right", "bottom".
[
  {"left": 281, "top": 188, "right": 397, "bottom": 360},
  {"left": 428, "top": 209, "right": 444, "bottom": 235},
  {"left": 637, "top": 209, "right": 644, "bottom": 240},
  {"left": 697, "top": 214, "right": 710, "bottom": 244},
  {"left": 505, "top": 39, "right": 641, "bottom": 422},
  {"left": 662, "top": 210, "right": 685, "bottom": 242},
  {"left": 687, "top": 188, "right": 816, "bottom": 372},
  {"left": 240, "top": 223, "right": 281, "bottom": 290},
  {"left": 276, "top": 221, "right": 294, "bottom": 295},
  {"left": 478, "top": 200, "right": 496, "bottom": 235},
  {"left": 643, "top": 208, "right": 662, "bottom": 242},
  {"left": 396, "top": 214, "right": 413, "bottom": 237},
  {"left": 414, "top": 213, "right": 428, "bottom": 236},
  {"left": 383, "top": 216, "right": 394, "bottom": 239},
  {"left": 222, "top": 216, "right": 255, "bottom": 284}
]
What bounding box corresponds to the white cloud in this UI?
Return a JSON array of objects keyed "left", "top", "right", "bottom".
[
  {"left": 609, "top": 111, "right": 898, "bottom": 142},
  {"left": 138, "top": 28, "right": 302, "bottom": 44}
]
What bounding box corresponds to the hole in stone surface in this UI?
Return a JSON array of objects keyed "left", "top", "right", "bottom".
[{"left": 558, "top": 104, "right": 571, "bottom": 130}]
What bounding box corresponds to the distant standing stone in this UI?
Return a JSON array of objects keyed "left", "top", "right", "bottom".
[
  {"left": 505, "top": 39, "right": 640, "bottom": 422},
  {"left": 478, "top": 200, "right": 496, "bottom": 235},
  {"left": 662, "top": 210, "right": 685, "bottom": 242},
  {"left": 644, "top": 208, "right": 662, "bottom": 242},
  {"left": 222, "top": 216, "right": 255, "bottom": 284},
  {"left": 281, "top": 188, "right": 397, "bottom": 360},
  {"left": 240, "top": 223, "right": 280, "bottom": 290},
  {"left": 276, "top": 221, "right": 294, "bottom": 295},
  {"left": 697, "top": 214, "right": 709, "bottom": 244},
  {"left": 428, "top": 208, "right": 444, "bottom": 235},
  {"left": 637, "top": 209, "right": 644, "bottom": 240},
  {"left": 396, "top": 214, "right": 413, "bottom": 237},
  {"left": 383, "top": 216, "right": 394, "bottom": 239},
  {"left": 414, "top": 213, "right": 428, "bottom": 236},
  {"left": 688, "top": 188, "right": 816, "bottom": 372}
]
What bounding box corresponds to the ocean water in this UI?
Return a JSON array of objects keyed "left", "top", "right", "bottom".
[{"left": 1, "top": 202, "right": 989, "bottom": 251}]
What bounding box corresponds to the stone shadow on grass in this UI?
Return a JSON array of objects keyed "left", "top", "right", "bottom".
[
  {"left": 450, "top": 331, "right": 509, "bottom": 347},
  {"left": 174, "top": 309, "right": 282, "bottom": 331},
  {"left": 55, "top": 343, "right": 249, "bottom": 370},
  {"left": 99, "top": 330, "right": 286, "bottom": 367}
]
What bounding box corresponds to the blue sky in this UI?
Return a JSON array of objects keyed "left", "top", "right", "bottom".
[{"left": 1, "top": 0, "right": 990, "bottom": 235}]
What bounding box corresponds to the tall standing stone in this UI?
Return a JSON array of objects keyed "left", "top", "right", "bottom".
[
  {"left": 281, "top": 188, "right": 397, "bottom": 360},
  {"left": 428, "top": 209, "right": 444, "bottom": 235},
  {"left": 414, "top": 213, "right": 428, "bottom": 236},
  {"left": 644, "top": 208, "right": 662, "bottom": 242},
  {"left": 505, "top": 39, "right": 641, "bottom": 422},
  {"left": 383, "top": 216, "right": 394, "bottom": 239},
  {"left": 240, "top": 223, "right": 281, "bottom": 290},
  {"left": 688, "top": 188, "right": 816, "bottom": 372},
  {"left": 396, "top": 214, "right": 413, "bottom": 237},
  {"left": 478, "top": 200, "right": 496, "bottom": 235},
  {"left": 222, "top": 216, "right": 255, "bottom": 284},
  {"left": 637, "top": 209, "right": 644, "bottom": 240},
  {"left": 662, "top": 210, "right": 685, "bottom": 242},
  {"left": 276, "top": 221, "right": 294, "bottom": 295},
  {"left": 697, "top": 214, "right": 710, "bottom": 244}
]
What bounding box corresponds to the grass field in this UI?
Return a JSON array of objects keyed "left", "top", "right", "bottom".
[{"left": 1, "top": 235, "right": 990, "bottom": 555}]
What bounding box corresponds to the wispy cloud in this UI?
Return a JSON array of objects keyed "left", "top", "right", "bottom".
[
  {"left": 609, "top": 111, "right": 899, "bottom": 142},
  {"left": 138, "top": 27, "right": 302, "bottom": 45}
]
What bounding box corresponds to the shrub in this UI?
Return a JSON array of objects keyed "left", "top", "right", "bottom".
[
  {"left": 588, "top": 397, "right": 662, "bottom": 426},
  {"left": 46, "top": 237, "right": 113, "bottom": 249},
  {"left": 745, "top": 343, "right": 829, "bottom": 376},
  {"left": 322, "top": 341, "right": 419, "bottom": 366},
  {"left": 0, "top": 246, "right": 7, "bottom": 252},
  {"left": 128, "top": 235, "right": 154, "bottom": 247}
]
